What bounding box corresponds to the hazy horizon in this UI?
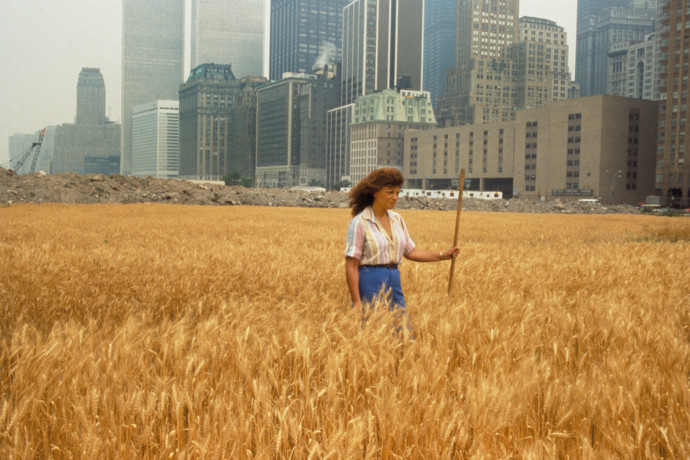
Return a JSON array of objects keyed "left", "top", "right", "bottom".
[{"left": 0, "top": 0, "right": 577, "bottom": 168}]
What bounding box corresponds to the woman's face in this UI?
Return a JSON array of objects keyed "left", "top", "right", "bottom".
[{"left": 373, "top": 186, "right": 400, "bottom": 211}]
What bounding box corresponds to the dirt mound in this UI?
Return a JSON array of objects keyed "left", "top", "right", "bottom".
[{"left": 0, "top": 167, "right": 640, "bottom": 214}]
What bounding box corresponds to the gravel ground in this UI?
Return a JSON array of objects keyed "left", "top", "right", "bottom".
[{"left": 0, "top": 167, "right": 642, "bottom": 215}]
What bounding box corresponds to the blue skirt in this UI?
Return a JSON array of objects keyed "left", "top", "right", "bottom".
[{"left": 358, "top": 265, "right": 406, "bottom": 310}]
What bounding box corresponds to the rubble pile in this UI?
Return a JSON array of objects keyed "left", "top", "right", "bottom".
[{"left": 0, "top": 167, "right": 641, "bottom": 214}]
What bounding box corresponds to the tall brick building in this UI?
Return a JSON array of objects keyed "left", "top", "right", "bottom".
[{"left": 657, "top": 0, "right": 690, "bottom": 207}]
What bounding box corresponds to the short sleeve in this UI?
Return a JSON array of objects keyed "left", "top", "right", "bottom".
[
  {"left": 345, "top": 216, "right": 364, "bottom": 260},
  {"left": 398, "top": 215, "right": 415, "bottom": 256}
]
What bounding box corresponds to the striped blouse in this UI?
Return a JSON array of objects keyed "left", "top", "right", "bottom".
[{"left": 345, "top": 206, "right": 415, "bottom": 265}]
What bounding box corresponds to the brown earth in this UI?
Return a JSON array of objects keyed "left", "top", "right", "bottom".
[{"left": 0, "top": 167, "right": 641, "bottom": 214}]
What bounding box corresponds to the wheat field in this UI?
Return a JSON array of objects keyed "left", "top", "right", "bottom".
[{"left": 0, "top": 203, "right": 688, "bottom": 458}]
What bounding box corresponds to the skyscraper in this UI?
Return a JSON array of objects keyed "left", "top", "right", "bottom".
[
  {"left": 131, "top": 100, "right": 179, "bottom": 179},
  {"left": 607, "top": 32, "right": 660, "bottom": 100},
  {"left": 326, "top": 104, "right": 353, "bottom": 187},
  {"left": 255, "top": 74, "right": 317, "bottom": 187},
  {"left": 297, "top": 68, "right": 341, "bottom": 187},
  {"left": 121, "top": 0, "right": 185, "bottom": 176},
  {"left": 656, "top": 0, "right": 689, "bottom": 207},
  {"left": 255, "top": 69, "right": 340, "bottom": 187},
  {"left": 511, "top": 17, "right": 570, "bottom": 110},
  {"left": 76, "top": 68, "right": 106, "bottom": 126},
  {"left": 424, "top": 0, "right": 457, "bottom": 107},
  {"left": 577, "top": 0, "right": 628, "bottom": 19},
  {"left": 269, "top": 0, "right": 351, "bottom": 81},
  {"left": 341, "top": 0, "right": 425, "bottom": 105},
  {"left": 575, "top": 0, "right": 655, "bottom": 97},
  {"left": 191, "top": 0, "right": 266, "bottom": 78},
  {"left": 231, "top": 76, "right": 269, "bottom": 180},
  {"left": 178, "top": 64, "right": 238, "bottom": 181},
  {"left": 576, "top": 0, "right": 627, "bottom": 98},
  {"left": 437, "top": 0, "right": 520, "bottom": 125},
  {"left": 53, "top": 69, "right": 121, "bottom": 175}
]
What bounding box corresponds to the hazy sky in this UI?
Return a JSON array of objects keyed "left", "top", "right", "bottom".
[{"left": 0, "top": 0, "right": 577, "bottom": 167}]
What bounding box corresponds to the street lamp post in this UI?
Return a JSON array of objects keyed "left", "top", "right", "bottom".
[{"left": 606, "top": 169, "right": 622, "bottom": 204}]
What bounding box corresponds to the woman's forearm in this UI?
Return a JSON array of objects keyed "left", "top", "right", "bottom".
[
  {"left": 405, "top": 247, "right": 460, "bottom": 262},
  {"left": 345, "top": 258, "right": 361, "bottom": 305}
]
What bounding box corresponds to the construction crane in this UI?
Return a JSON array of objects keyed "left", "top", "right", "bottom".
[{"left": 12, "top": 128, "right": 46, "bottom": 174}]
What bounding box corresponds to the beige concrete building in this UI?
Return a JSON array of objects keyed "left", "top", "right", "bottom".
[
  {"left": 406, "top": 120, "right": 516, "bottom": 192},
  {"left": 607, "top": 33, "right": 660, "bottom": 101},
  {"left": 512, "top": 17, "right": 570, "bottom": 109},
  {"left": 404, "top": 95, "right": 658, "bottom": 204},
  {"left": 437, "top": 4, "right": 573, "bottom": 128}
]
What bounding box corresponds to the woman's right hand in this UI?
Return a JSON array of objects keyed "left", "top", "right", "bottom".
[{"left": 346, "top": 257, "right": 362, "bottom": 310}]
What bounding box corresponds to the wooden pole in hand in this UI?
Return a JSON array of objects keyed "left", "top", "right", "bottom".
[{"left": 448, "top": 168, "right": 466, "bottom": 295}]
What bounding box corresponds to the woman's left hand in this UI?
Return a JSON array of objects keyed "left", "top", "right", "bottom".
[
  {"left": 441, "top": 246, "right": 460, "bottom": 260},
  {"left": 406, "top": 247, "right": 461, "bottom": 263}
]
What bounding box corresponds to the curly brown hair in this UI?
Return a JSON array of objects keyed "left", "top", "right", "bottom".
[{"left": 349, "top": 167, "right": 405, "bottom": 216}]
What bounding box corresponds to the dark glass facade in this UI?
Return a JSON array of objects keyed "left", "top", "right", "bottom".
[
  {"left": 231, "top": 76, "right": 268, "bottom": 179},
  {"left": 423, "top": 0, "right": 457, "bottom": 107},
  {"left": 341, "top": 0, "right": 424, "bottom": 105},
  {"left": 256, "top": 71, "right": 340, "bottom": 187},
  {"left": 256, "top": 82, "right": 296, "bottom": 168},
  {"left": 269, "top": 0, "right": 351, "bottom": 81}
]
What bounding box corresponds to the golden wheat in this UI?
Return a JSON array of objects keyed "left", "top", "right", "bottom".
[{"left": 1, "top": 203, "right": 688, "bottom": 458}]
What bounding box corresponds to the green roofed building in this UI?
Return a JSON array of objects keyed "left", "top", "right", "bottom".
[
  {"left": 178, "top": 63, "right": 237, "bottom": 181},
  {"left": 349, "top": 88, "right": 437, "bottom": 184}
]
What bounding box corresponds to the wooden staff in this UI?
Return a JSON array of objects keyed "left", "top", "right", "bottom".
[{"left": 448, "top": 168, "right": 466, "bottom": 295}]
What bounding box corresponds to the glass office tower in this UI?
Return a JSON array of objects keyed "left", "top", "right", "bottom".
[
  {"left": 121, "top": 0, "right": 185, "bottom": 176},
  {"left": 191, "top": 0, "right": 265, "bottom": 78}
]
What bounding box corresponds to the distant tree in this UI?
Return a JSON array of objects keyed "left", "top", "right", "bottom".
[
  {"left": 240, "top": 176, "right": 254, "bottom": 188},
  {"left": 309, "top": 179, "right": 325, "bottom": 187},
  {"left": 331, "top": 180, "right": 350, "bottom": 191},
  {"left": 223, "top": 170, "right": 241, "bottom": 185},
  {"left": 223, "top": 170, "right": 253, "bottom": 188}
]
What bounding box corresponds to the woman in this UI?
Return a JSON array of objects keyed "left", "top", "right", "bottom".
[{"left": 345, "top": 167, "right": 460, "bottom": 312}]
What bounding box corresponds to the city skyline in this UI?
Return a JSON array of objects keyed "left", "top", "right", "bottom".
[{"left": 0, "top": 0, "right": 577, "bottom": 168}]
